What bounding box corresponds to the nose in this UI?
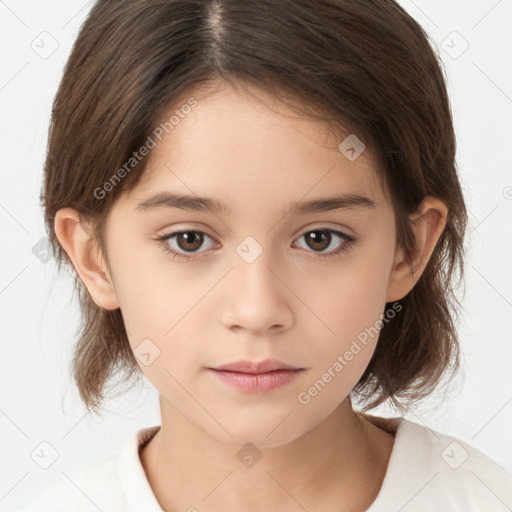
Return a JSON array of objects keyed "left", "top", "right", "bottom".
[{"left": 220, "top": 245, "right": 293, "bottom": 334}]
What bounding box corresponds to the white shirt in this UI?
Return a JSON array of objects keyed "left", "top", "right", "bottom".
[{"left": 18, "top": 417, "right": 512, "bottom": 512}]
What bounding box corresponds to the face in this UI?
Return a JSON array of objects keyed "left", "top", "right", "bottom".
[{"left": 101, "top": 82, "right": 399, "bottom": 447}]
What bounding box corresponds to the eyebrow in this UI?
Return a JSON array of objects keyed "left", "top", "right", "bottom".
[{"left": 135, "top": 191, "right": 376, "bottom": 216}]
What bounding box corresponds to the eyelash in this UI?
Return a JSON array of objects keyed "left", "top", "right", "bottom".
[{"left": 156, "top": 228, "right": 355, "bottom": 262}]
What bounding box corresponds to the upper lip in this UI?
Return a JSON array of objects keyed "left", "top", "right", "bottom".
[{"left": 211, "top": 359, "right": 302, "bottom": 374}]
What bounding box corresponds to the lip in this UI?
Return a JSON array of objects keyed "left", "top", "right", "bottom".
[
  {"left": 208, "top": 359, "right": 305, "bottom": 394},
  {"left": 208, "top": 368, "right": 305, "bottom": 393},
  {"left": 212, "top": 359, "right": 302, "bottom": 374}
]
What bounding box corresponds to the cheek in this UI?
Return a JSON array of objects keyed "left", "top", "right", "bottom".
[
  {"left": 109, "top": 254, "right": 215, "bottom": 381},
  {"left": 317, "top": 258, "right": 391, "bottom": 340},
  {"left": 306, "top": 245, "right": 393, "bottom": 375},
  {"left": 107, "top": 232, "right": 190, "bottom": 331}
]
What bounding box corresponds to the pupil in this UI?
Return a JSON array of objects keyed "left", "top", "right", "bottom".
[
  {"left": 307, "top": 230, "right": 330, "bottom": 251},
  {"left": 179, "top": 232, "right": 202, "bottom": 252}
]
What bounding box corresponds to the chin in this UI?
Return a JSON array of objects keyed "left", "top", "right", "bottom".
[{"left": 202, "top": 412, "right": 315, "bottom": 450}]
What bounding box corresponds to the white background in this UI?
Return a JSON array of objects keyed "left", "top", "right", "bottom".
[{"left": 1, "top": 0, "right": 511, "bottom": 510}]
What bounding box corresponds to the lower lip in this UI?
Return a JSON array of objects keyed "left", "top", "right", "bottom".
[{"left": 208, "top": 368, "right": 305, "bottom": 393}]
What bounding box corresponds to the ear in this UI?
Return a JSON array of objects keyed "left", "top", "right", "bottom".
[
  {"left": 386, "top": 196, "right": 448, "bottom": 302},
  {"left": 54, "top": 207, "right": 120, "bottom": 310}
]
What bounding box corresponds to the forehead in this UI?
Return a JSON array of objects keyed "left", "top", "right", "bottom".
[{"left": 120, "top": 81, "right": 388, "bottom": 213}]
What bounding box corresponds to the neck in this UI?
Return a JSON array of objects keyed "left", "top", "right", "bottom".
[{"left": 140, "top": 397, "right": 396, "bottom": 511}]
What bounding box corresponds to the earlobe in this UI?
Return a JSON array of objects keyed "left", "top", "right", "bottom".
[
  {"left": 386, "top": 197, "right": 448, "bottom": 302},
  {"left": 54, "top": 207, "right": 120, "bottom": 310}
]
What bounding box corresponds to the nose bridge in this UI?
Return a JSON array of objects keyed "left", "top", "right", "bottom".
[
  {"left": 233, "top": 234, "right": 281, "bottom": 300},
  {"left": 221, "top": 234, "right": 292, "bottom": 332}
]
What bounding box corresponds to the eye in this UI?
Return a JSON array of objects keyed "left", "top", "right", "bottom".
[
  {"left": 157, "top": 230, "right": 219, "bottom": 261},
  {"left": 156, "top": 227, "right": 355, "bottom": 262},
  {"left": 293, "top": 228, "right": 355, "bottom": 259}
]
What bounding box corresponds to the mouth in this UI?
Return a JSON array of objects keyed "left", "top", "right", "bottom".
[
  {"left": 210, "top": 358, "right": 304, "bottom": 374},
  {"left": 207, "top": 359, "right": 306, "bottom": 393}
]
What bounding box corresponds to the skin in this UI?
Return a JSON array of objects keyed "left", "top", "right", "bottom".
[{"left": 55, "top": 80, "right": 448, "bottom": 511}]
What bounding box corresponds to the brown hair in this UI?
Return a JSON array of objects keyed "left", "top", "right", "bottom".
[{"left": 42, "top": 0, "right": 467, "bottom": 414}]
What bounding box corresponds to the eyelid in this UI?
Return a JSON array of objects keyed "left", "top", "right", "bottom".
[
  {"left": 158, "top": 221, "right": 354, "bottom": 241},
  {"left": 293, "top": 221, "right": 355, "bottom": 238},
  {"left": 157, "top": 224, "right": 355, "bottom": 261}
]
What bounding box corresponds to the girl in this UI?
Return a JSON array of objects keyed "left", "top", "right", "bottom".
[{"left": 20, "top": 0, "right": 512, "bottom": 510}]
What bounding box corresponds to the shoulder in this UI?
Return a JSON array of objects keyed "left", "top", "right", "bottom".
[
  {"left": 17, "top": 425, "right": 162, "bottom": 512},
  {"left": 367, "top": 416, "right": 512, "bottom": 511}
]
